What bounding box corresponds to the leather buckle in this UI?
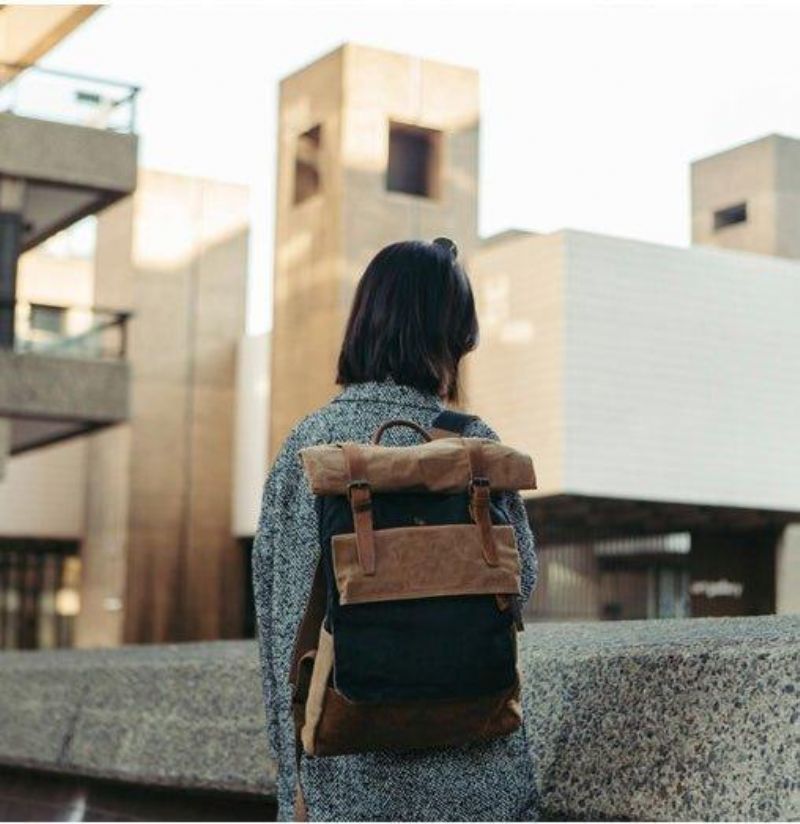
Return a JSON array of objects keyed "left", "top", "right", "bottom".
[
  {"left": 347, "top": 480, "right": 372, "bottom": 511},
  {"left": 468, "top": 477, "right": 490, "bottom": 523}
]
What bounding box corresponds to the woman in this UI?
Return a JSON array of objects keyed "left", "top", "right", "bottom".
[{"left": 253, "top": 237, "right": 539, "bottom": 821}]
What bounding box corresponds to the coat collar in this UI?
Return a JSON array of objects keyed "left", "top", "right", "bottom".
[{"left": 332, "top": 378, "right": 446, "bottom": 412}]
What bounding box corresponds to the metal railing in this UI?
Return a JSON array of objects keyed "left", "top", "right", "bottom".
[
  {"left": 0, "top": 62, "right": 140, "bottom": 133},
  {"left": 1, "top": 299, "right": 131, "bottom": 360}
]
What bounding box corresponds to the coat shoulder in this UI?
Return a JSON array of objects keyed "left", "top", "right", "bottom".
[{"left": 269, "top": 407, "right": 332, "bottom": 476}]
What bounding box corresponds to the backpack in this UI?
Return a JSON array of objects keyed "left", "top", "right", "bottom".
[{"left": 289, "top": 410, "right": 537, "bottom": 817}]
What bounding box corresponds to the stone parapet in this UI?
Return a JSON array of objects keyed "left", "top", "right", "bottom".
[{"left": 0, "top": 616, "right": 797, "bottom": 820}]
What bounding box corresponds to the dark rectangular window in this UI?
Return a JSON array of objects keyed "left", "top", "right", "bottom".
[
  {"left": 0, "top": 539, "right": 80, "bottom": 650},
  {"left": 293, "top": 124, "right": 322, "bottom": 205},
  {"left": 29, "top": 303, "right": 66, "bottom": 336},
  {"left": 386, "top": 122, "right": 441, "bottom": 198},
  {"left": 713, "top": 202, "right": 747, "bottom": 230}
]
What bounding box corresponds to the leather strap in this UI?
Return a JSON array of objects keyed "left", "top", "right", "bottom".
[
  {"left": 293, "top": 721, "right": 309, "bottom": 821},
  {"left": 430, "top": 412, "right": 521, "bottom": 624},
  {"left": 289, "top": 559, "right": 327, "bottom": 688},
  {"left": 341, "top": 443, "right": 376, "bottom": 575},
  {"left": 429, "top": 409, "right": 478, "bottom": 435},
  {"left": 372, "top": 418, "right": 432, "bottom": 444},
  {"left": 289, "top": 558, "right": 327, "bottom": 822},
  {"left": 463, "top": 439, "right": 499, "bottom": 567}
]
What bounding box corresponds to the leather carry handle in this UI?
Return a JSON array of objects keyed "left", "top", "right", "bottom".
[{"left": 371, "top": 419, "right": 433, "bottom": 445}]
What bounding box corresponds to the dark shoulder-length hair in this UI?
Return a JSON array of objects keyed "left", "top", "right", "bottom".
[{"left": 335, "top": 238, "right": 479, "bottom": 402}]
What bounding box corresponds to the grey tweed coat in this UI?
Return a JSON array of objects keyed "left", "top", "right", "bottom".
[{"left": 252, "top": 378, "right": 539, "bottom": 821}]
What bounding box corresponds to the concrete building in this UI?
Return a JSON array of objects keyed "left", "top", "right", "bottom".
[
  {"left": 268, "top": 43, "right": 480, "bottom": 455},
  {"left": 0, "top": 5, "right": 137, "bottom": 471},
  {"left": 0, "top": 6, "right": 250, "bottom": 649},
  {"left": 0, "top": 169, "right": 250, "bottom": 649},
  {"left": 3, "top": 31, "right": 797, "bottom": 649},
  {"left": 0, "top": 5, "right": 136, "bottom": 650},
  {"left": 0, "top": 32, "right": 796, "bottom": 824},
  {"left": 248, "top": 44, "right": 800, "bottom": 624},
  {"left": 467, "top": 227, "right": 800, "bottom": 620}
]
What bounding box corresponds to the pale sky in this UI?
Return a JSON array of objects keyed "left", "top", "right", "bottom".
[{"left": 42, "top": 0, "right": 800, "bottom": 333}]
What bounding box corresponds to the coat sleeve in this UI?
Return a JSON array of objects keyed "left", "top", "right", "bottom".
[
  {"left": 251, "top": 423, "right": 307, "bottom": 757},
  {"left": 251, "top": 439, "right": 287, "bottom": 756},
  {"left": 462, "top": 417, "right": 538, "bottom": 604}
]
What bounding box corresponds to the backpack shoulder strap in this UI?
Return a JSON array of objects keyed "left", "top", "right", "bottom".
[{"left": 429, "top": 409, "right": 478, "bottom": 437}]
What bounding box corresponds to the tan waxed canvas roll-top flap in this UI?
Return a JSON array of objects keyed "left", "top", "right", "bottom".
[{"left": 299, "top": 437, "right": 536, "bottom": 494}]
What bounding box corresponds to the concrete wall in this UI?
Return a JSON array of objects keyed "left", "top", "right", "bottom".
[
  {"left": 562, "top": 229, "right": 800, "bottom": 512},
  {"left": 0, "top": 113, "right": 138, "bottom": 249},
  {"left": 89, "top": 170, "right": 250, "bottom": 646},
  {"left": 776, "top": 524, "right": 800, "bottom": 614},
  {"left": 232, "top": 332, "right": 269, "bottom": 537},
  {"left": 775, "top": 135, "right": 800, "bottom": 259},
  {"left": 269, "top": 45, "right": 346, "bottom": 456},
  {"left": 0, "top": 244, "right": 94, "bottom": 535},
  {"left": 691, "top": 133, "right": 800, "bottom": 261},
  {"left": 691, "top": 133, "right": 779, "bottom": 257},
  {"left": 0, "top": 438, "right": 86, "bottom": 538},
  {"left": 0, "top": 114, "right": 137, "bottom": 193},
  {"left": 0, "top": 615, "right": 796, "bottom": 820},
  {"left": 17, "top": 242, "right": 94, "bottom": 307},
  {"left": 0, "top": 350, "right": 129, "bottom": 422},
  {"left": 465, "top": 227, "right": 800, "bottom": 514},
  {"left": 465, "top": 231, "right": 564, "bottom": 496}
]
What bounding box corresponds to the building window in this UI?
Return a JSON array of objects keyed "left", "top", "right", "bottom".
[
  {"left": 713, "top": 202, "right": 747, "bottom": 230},
  {"left": 0, "top": 540, "right": 80, "bottom": 650},
  {"left": 293, "top": 124, "right": 322, "bottom": 205},
  {"left": 386, "top": 121, "right": 441, "bottom": 198},
  {"left": 29, "top": 303, "right": 67, "bottom": 336}
]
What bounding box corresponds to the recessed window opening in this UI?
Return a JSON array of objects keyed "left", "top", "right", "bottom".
[
  {"left": 293, "top": 124, "right": 322, "bottom": 205},
  {"left": 713, "top": 202, "right": 747, "bottom": 230},
  {"left": 30, "top": 303, "right": 67, "bottom": 336},
  {"left": 386, "top": 121, "right": 441, "bottom": 198}
]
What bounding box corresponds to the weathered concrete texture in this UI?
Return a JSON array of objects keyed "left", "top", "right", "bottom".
[
  {"left": 0, "top": 114, "right": 137, "bottom": 194},
  {"left": 0, "top": 419, "right": 8, "bottom": 480},
  {"left": 0, "top": 641, "right": 275, "bottom": 797},
  {"left": 0, "top": 350, "right": 129, "bottom": 423},
  {"left": 0, "top": 113, "right": 138, "bottom": 250},
  {"left": 0, "top": 616, "right": 797, "bottom": 821},
  {"left": 522, "top": 617, "right": 799, "bottom": 821}
]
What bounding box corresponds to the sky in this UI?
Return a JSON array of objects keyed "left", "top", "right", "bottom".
[{"left": 41, "top": 0, "right": 800, "bottom": 333}]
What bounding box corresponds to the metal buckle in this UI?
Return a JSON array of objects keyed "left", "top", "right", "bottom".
[
  {"left": 347, "top": 480, "right": 371, "bottom": 509},
  {"left": 469, "top": 477, "right": 490, "bottom": 494},
  {"left": 468, "top": 478, "right": 489, "bottom": 523}
]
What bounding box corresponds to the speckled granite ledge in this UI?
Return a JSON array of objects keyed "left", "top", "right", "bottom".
[{"left": 0, "top": 615, "right": 797, "bottom": 821}]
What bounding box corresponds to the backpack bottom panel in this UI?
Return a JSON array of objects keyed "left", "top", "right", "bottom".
[{"left": 308, "top": 669, "right": 523, "bottom": 757}]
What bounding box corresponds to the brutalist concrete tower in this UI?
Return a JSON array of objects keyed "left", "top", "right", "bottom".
[
  {"left": 269, "top": 43, "right": 480, "bottom": 457},
  {"left": 691, "top": 133, "right": 800, "bottom": 259}
]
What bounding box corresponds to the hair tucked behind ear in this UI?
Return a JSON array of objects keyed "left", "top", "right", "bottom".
[{"left": 336, "top": 238, "right": 479, "bottom": 402}]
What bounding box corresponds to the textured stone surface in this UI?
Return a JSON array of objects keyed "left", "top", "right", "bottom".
[
  {"left": 0, "top": 616, "right": 797, "bottom": 820},
  {"left": 0, "top": 350, "right": 129, "bottom": 422},
  {"left": 522, "top": 617, "right": 799, "bottom": 821}
]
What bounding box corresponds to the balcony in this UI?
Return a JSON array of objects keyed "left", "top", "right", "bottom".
[
  {"left": 0, "top": 62, "right": 139, "bottom": 249},
  {"left": 0, "top": 299, "right": 131, "bottom": 455}
]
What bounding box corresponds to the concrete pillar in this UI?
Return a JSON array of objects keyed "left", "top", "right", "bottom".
[
  {"left": 0, "top": 420, "right": 9, "bottom": 480},
  {"left": 775, "top": 523, "right": 800, "bottom": 614},
  {"left": 0, "top": 177, "right": 26, "bottom": 349}
]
